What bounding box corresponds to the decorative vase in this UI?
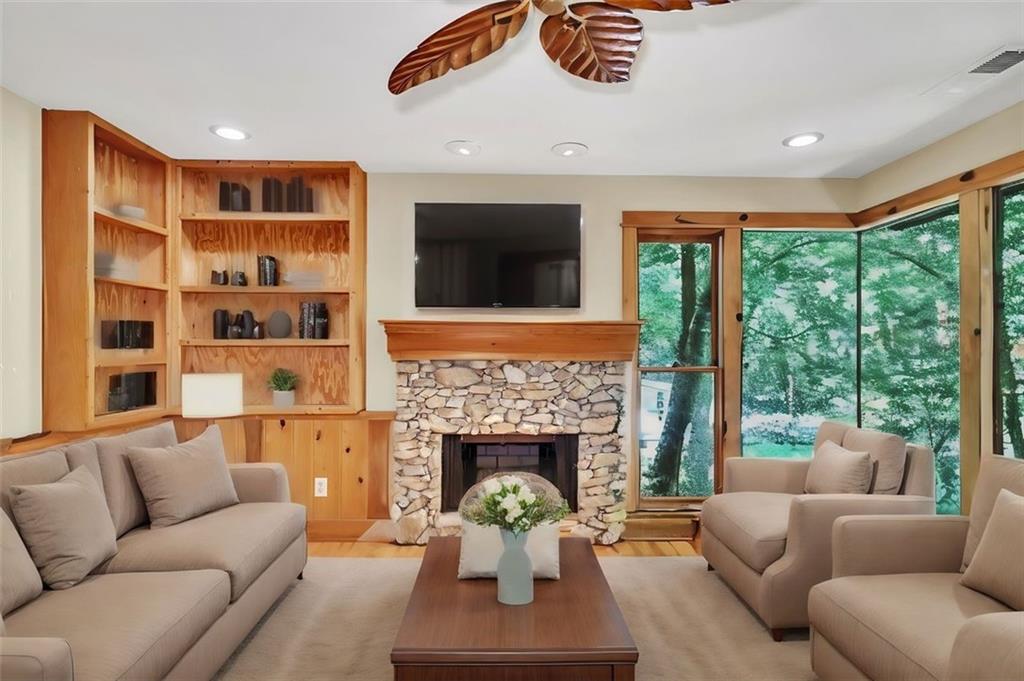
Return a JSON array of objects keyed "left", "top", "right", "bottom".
[
  {"left": 273, "top": 390, "right": 295, "bottom": 408},
  {"left": 497, "top": 528, "right": 533, "bottom": 606}
]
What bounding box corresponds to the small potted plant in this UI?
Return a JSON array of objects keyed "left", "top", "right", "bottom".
[
  {"left": 462, "top": 474, "right": 569, "bottom": 605},
  {"left": 267, "top": 368, "right": 299, "bottom": 408}
]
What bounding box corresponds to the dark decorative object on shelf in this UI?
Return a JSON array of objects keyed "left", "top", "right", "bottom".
[
  {"left": 257, "top": 255, "right": 278, "bottom": 286},
  {"left": 299, "top": 301, "right": 329, "bottom": 339},
  {"left": 267, "top": 310, "right": 292, "bottom": 338},
  {"left": 227, "top": 324, "right": 242, "bottom": 340},
  {"left": 231, "top": 271, "right": 248, "bottom": 287},
  {"left": 284, "top": 177, "right": 315, "bottom": 212},
  {"left": 253, "top": 323, "right": 265, "bottom": 340},
  {"left": 241, "top": 310, "right": 257, "bottom": 339},
  {"left": 261, "top": 178, "right": 286, "bottom": 212},
  {"left": 100, "top": 320, "right": 154, "bottom": 350},
  {"left": 107, "top": 371, "right": 157, "bottom": 413},
  {"left": 218, "top": 182, "right": 252, "bottom": 212},
  {"left": 213, "top": 309, "right": 229, "bottom": 339},
  {"left": 210, "top": 270, "right": 229, "bottom": 285}
]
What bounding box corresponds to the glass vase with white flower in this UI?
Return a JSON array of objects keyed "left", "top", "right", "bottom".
[{"left": 461, "top": 473, "right": 569, "bottom": 605}]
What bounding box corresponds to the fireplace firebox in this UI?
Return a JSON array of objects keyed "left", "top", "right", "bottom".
[{"left": 441, "top": 434, "right": 578, "bottom": 513}]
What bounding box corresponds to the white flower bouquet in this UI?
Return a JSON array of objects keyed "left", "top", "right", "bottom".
[{"left": 461, "top": 474, "right": 569, "bottom": 535}]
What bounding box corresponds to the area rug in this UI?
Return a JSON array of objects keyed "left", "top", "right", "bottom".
[{"left": 216, "top": 556, "right": 815, "bottom": 681}]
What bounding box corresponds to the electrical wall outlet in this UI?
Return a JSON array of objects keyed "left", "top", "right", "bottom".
[{"left": 314, "top": 477, "right": 328, "bottom": 497}]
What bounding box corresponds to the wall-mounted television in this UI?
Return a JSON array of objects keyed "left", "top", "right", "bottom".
[{"left": 415, "top": 203, "right": 582, "bottom": 308}]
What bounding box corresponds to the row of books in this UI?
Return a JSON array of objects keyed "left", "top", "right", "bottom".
[
  {"left": 299, "top": 302, "right": 329, "bottom": 339},
  {"left": 217, "top": 179, "right": 315, "bottom": 213}
]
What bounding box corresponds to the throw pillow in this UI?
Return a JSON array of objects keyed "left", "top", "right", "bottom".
[
  {"left": 963, "top": 455, "right": 1024, "bottom": 569},
  {"left": 805, "top": 440, "right": 873, "bottom": 494},
  {"left": 1, "top": 509, "right": 42, "bottom": 614},
  {"left": 94, "top": 421, "right": 178, "bottom": 536},
  {"left": 841, "top": 428, "right": 907, "bottom": 495},
  {"left": 961, "top": 489, "right": 1024, "bottom": 610},
  {"left": 9, "top": 466, "right": 118, "bottom": 589},
  {"left": 127, "top": 424, "right": 239, "bottom": 528},
  {"left": 458, "top": 520, "right": 560, "bottom": 579}
]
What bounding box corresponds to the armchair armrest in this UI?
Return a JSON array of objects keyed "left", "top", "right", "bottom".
[
  {"left": 723, "top": 457, "right": 811, "bottom": 494},
  {"left": 832, "top": 515, "right": 968, "bottom": 578},
  {"left": 229, "top": 463, "right": 290, "bottom": 503},
  {"left": 946, "top": 612, "right": 1024, "bottom": 681},
  {"left": 758, "top": 494, "right": 934, "bottom": 628},
  {"left": 0, "top": 637, "right": 74, "bottom": 681}
]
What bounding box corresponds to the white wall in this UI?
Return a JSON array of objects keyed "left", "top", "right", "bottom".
[
  {"left": 366, "top": 174, "right": 856, "bottom": 409},
  {"left": 0, "top": 87, "right": 42, "bottom": 438}
]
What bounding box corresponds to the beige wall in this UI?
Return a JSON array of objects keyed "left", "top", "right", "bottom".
[
  {"left": 0, "top": 87, "right": 42, "bottom": 438},
  {"left": 856, "top": 101, "right": 1024, "bottom": 209},
  {"left": 366, "top": 174, "right": 856, "bottom": 409}
]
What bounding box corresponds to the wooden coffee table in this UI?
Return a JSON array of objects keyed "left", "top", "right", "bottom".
[{"left": 391, "top": 537, "right": 638, "bottom": 681}]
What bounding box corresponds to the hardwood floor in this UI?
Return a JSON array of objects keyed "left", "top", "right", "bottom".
[{"left": 308, "top": 539, "right": 700, "bottom": 558}]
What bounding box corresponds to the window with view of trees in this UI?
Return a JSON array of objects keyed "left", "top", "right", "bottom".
[
  {"left": 740, "top": 206, "right": 961, "bottom": 513},
  {"left": 638, "top": 240, "right": 716, "bottom": 498},
  {"left": 741, "top": 232, "right": 858, "bottom": 457},
  {"left": 995, "top": 181, "right": 1024, "bottom": 460}
]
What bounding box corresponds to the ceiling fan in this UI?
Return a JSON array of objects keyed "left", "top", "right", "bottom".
[{"left": 388, "top": 0, "right": 738, "bottom": 95}]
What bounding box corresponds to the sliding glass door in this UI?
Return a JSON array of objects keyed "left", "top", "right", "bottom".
[{"left": 637, "top": 237, "right": 719, "bottom": 499}]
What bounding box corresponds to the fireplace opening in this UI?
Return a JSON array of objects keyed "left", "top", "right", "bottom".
[{"left": 441, "top": 434, "right": 578, "bottom": 513}]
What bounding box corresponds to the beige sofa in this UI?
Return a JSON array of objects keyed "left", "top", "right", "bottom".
[
  {"left": 702, "top": 421, "right": 936, "bottom": 639},
  {"left": 0, "top": 422, "right": 307, "bottom": 681},
  {"left": 809, "top": 455, "right": 1024, "bottom": 681}
]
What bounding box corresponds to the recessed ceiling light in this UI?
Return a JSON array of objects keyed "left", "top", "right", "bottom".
[
  {"left": 782, "top": 132, "right": 824, "bottom": 148},
  {"left": 552, "top": 142, "right": 589, "bottom": 158},
  {"left": 444, "top": 140, "right": 481, "bottom": 157},
  {"left": 209, "top": 125, "right": 250, "bottom": 141}
]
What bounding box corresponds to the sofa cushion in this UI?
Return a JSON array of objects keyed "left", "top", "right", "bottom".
[
  {"left": 805, "top": 441, "right": 873, "bottom": 494},
  {"left": 96, "top": 501, "right": 306, "bottom": 601},
  {"left": 813, "top": 420, "right": 852, "bottom": 452},
  {"left": 65, "top": 439, "right": 106, "bottom": 496},
  {"left": 842, "top": 428, "right": 907, "bottom": 495},
  {"left": 809, "top": 573, "right": 1010, "bottom": 681},
  {"left": 0, "top": 449, "right": 69, "bottom": 517},
  {"left": 963, "top": 454, "right": 1024, "bottom": 569},
  {"left": 128, "top": 425, "right": 239, "bottom": 527},
  {"left": 1, "top": 510, "right": 42, "bottom": 615},
  {"left": 3, "top": 570, "right": 229, "bottom": 681},
  {"left": 94, "top": 421, "right": 178, "bottom": 537},
  {"left": 961, "top": 489, "right": 1024, "bottom": 610},
  {"left": 701, "top": 492, "right": 791, "bottom": 573},
  {"left": 10, "top": 466, "right": 118, "bottom": 589}
]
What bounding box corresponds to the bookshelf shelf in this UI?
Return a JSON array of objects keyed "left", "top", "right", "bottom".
[
  {"left": 94, "top": 276, "right": 170, "bottom": 292},
  {"left": 179, "top": 285, "right": 351, "bottom": 295},
  {"left": 179, "top": 339, "right": 349, "bottom": 348},
  {"left": 94, "top": 207, "right": 169, "bottom": 237},
  {"left": 180, "top": 212, "right": 347, "bottom": 224}
]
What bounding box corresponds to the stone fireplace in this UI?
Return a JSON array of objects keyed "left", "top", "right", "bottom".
[{"left": 390, "top": 360, "right": 628, "bottom": 545}]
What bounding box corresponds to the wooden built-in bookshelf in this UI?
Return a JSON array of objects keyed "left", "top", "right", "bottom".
[
  {"left": 42, "top": 113, "right": 366, "bottom": 429},
  {"left": 43, "top": 112, "right": 173, "bottom": 430}
]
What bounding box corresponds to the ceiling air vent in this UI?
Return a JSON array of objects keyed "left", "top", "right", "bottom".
[{"left": 970, "top": 49, "right": 1024, "bottom": 75}]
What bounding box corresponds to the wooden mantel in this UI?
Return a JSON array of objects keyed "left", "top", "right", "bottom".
[{"left": 380, "top": 320, "right": 641, "bottom": 361}]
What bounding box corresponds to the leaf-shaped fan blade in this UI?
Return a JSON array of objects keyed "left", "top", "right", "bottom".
[
  {"left": 389, "top": 0, "right": 531, "bottom": 95},
  {"left": 604, "top": 0, "right": 737, "bottom": 10},
  {"left": 540, "top": 3, "right": 643, "bottom": 84}
]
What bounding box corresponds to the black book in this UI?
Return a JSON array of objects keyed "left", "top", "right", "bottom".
[
  {"left": 274, "top": 179, "right": 285, "bottom": 212},
  {"left": 304, "top": 187, "right": 314, "bottom": 212},
  {"left": 261, "top": 178, "right": 273, "bottom": 211},
  {"left": 257, "top": 255, "right": 266, "bottom": 286},
  {"left": 229, "top": 183, "right": 243, "bottom": 211},
  {"left": 286, "top": 180, "right": 296, "bottom": 212},
  {"left": 314, "top": 302, "right": 328, "bottom": 339},
  {"left": 265, "top": 256, "right": 277, "bottom": 286},
  {"left": 241, "top": 185, "right": 251, "bottom": 212},
  {"left": 219, "top": 181, "right": 231, "bottom": 211},
  {"left": 298, "top": 302, "right": 309, "bottom": 339}
]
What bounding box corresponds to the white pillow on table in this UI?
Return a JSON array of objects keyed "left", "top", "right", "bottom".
[{"left": 458, "top": 520, "right": 560, "bottom": 579}]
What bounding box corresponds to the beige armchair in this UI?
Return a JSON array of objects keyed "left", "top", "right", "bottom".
[
  {"left": 809, "top": 455, "right": 1024, "bottom": 681},
  {"left": 702, "top": 421, "right": 936, "bottom": 640}
]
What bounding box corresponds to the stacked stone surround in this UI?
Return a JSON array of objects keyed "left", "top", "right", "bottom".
[{"left": 391, "top": 360, "right": 628, "bottom": 545}]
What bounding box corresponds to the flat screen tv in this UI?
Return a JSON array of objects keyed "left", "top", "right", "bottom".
[{"left": 415, "top": 203, "right": 581, "bottom": 308}]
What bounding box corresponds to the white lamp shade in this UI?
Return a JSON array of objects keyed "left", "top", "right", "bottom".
[{"left": 181, "top": 373, "right": 244, "bottom": 418}]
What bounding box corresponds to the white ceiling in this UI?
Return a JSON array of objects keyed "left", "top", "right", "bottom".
[{"left": 2, "top": 1, "right": 1023, "bottom": 177}]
